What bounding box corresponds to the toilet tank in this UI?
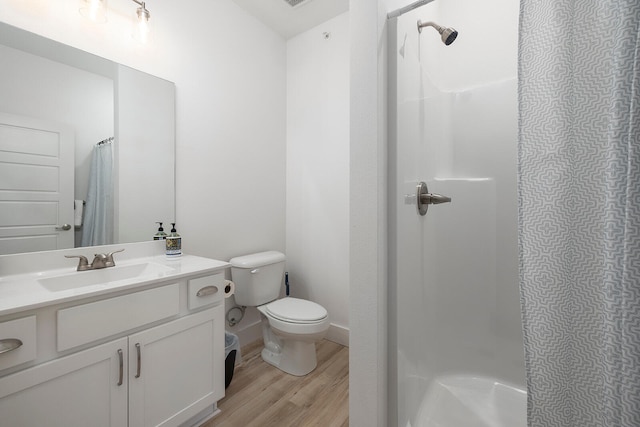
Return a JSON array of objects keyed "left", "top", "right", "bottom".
[{"left": 229, "top": 251, "right": 286, "bottom": 307}]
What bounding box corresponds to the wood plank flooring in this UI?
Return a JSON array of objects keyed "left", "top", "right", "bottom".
[{"left": 205, "top": 339, "right": 349, "bottom": 427}]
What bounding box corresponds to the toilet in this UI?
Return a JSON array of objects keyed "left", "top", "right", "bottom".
[{"left": 229, "top": 251, "right": 329, "bottom": 376}]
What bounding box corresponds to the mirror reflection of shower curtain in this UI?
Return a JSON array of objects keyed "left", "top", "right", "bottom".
[{"left": 81, "top": 140, "right": 114, "bottom": 246}]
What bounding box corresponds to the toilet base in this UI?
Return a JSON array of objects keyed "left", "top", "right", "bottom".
[
  {"left": 256, "top": 303, "right": 329, "bottom": 377},
  {"left": 261, "top": 339, "right": 318, "bottom": 376}
]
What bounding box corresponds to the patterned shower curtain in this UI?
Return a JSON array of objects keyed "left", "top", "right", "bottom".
[
  {"left": 81, "top": 140, "right": 114, "bottom": 247},
  {"left": 518, "top": 0, "right": 640, "bottom": 426}
]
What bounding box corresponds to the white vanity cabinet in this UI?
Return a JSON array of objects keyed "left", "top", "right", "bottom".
[{"left": 0, "top": 259, "right": 228, "bottom": 427}]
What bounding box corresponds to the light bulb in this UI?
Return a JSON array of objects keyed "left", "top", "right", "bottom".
[
  {"left": 79, "top": 0, "right": 107, "bottom": 23},
  {"left": 132, "top": 5, "right": 151, "bottom": 44}
]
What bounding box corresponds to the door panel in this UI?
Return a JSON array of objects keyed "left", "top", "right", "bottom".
[
  {"left": 0, "top": 112, "right": 74, "bottom": 254},
  {"left": 0, "top": 338, "right": 127, "bottom": 427},
  {"left": 128, "top": 306, "right": 224, "bottom": 427}
]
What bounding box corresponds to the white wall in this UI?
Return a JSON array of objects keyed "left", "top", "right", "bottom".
[
  {"left": 349, "top": 0, "right": 389, "bottom": 425},
  {"left": 286, "top": 12, "right": 350, "bottom": 345}
]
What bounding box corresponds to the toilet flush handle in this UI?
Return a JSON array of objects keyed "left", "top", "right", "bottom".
[{"left": 250, "top": 268, "right": 260, "bottom": 274}]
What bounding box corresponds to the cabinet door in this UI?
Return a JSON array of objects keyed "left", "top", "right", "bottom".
[
  {"left": 129, "top": 306, "right": 224, "bottom": 427},
  {"left": 0, "top": 337, "right": 128, "bottom": 427}
]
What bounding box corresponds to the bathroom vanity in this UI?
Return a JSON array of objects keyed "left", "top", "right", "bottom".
[{"left": 0, "top": 241, "right": 229, "bottom": 427}]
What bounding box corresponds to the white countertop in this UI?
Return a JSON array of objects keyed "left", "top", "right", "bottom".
[{"left": 0, "top": 242, "right": 229, "bottom": 317}]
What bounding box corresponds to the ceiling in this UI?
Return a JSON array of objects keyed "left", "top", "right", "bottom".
[{"left": 232, "top": 0, "right": 349, "bottom": 39}]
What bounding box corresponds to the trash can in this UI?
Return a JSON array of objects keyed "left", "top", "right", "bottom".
[{"left": 224, "top": 332, "right": 239, "bottom": 389}]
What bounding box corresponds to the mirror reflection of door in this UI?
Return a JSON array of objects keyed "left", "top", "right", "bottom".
[{"left": 0, "top": 112, "right": 74, "bottom": 254}]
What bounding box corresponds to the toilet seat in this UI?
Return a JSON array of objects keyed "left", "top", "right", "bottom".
[
  {"left": 265, "top": 297, "right": 327, "bottom": 324},
  {"left": 257, "top": 298, "right": 330, "bottom": 336}
]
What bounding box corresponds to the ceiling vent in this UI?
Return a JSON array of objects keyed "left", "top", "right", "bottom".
[{"left": 283, "top": 0, "right": 312, "bottom": 7}]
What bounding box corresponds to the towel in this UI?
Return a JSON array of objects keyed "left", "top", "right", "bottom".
[{"left": 74, "top": 200, "right": 84, "bottom": 226}]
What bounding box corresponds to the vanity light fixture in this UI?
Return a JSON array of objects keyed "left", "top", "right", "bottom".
[{"left": 78, "top": 0, "right": 151, "bottom": 44}]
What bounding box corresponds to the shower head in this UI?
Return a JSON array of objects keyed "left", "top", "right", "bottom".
[{"left": 417, "top": 20, "right": 458, "bottom": 45}]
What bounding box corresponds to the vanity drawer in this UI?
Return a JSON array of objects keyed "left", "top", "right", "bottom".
[
  {"left": 0, "top": 316, "right": 36, "bottom": 371},
  {"left": 57, "top": 283, "right": 180, "bottom": 352},
  {"left": 188, "top": 273, "right": 225, "bottom": 310}
]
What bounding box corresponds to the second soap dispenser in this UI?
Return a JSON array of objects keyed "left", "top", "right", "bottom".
[{"left": 166, "top": 223, "right": 182, "bottom": 257}]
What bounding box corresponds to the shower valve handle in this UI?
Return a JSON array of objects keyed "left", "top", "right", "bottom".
[
  {"left": 416, "top": 181, "right": 451, "bottom": 216},
  {"left": 420, "top": 193, "right": 451, "bottom": 205}
]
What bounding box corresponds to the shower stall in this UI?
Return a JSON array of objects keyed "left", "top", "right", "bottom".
[{"left": 387, "top": 0, "right": 525, "bottom": 425}]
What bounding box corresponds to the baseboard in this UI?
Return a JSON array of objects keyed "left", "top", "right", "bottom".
[
  {"left": 326, "top": 323, "right": 349, "bottom": 347},
  {"left": 185, "top": 405, "right": 219, "bottom": 427}
]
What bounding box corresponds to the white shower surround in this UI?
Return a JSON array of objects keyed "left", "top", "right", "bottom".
[
  {"left": 388, "top": 0, "right": 525, "bottom": 425},
  {"left": 414, "top": 375, "right": 526, "bottom": 427}
]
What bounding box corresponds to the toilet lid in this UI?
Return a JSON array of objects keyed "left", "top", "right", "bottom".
[{"left": 265, "top": 298, "right": 327, "bottom": 323}]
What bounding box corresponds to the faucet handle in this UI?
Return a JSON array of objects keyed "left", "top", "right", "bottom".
[
  {"left": 91, "top": 253, "right": 108, "bottom": 269},
  {"left": 65, "top": 255, "right": 90, "bottom": 271},
  {"left": 105, "top": 249, "right": 125, "bottom": 267}
]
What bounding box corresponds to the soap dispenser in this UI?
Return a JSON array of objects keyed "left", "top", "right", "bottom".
[
  {"left": 166, "top": 223, "right": 182, "bottom": 257},
  {"left": 153, "top": 222, "right": 167, "bottom": 240}
]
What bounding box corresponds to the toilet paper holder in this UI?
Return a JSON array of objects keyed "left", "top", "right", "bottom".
[{"left": 196, "top": 280, "right": 235, "bottom": 298}]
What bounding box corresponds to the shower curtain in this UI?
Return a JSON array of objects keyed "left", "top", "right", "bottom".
[
  {"left": 81, "top": 140, "right": 114, "bottom": 247},
  {"left": 518, "top": 0, "right": 640, "bottom": 426}
]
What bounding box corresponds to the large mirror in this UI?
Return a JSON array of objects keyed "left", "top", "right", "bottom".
[{"left": 0, "top": 22, "right": 175, "bottom": 255}]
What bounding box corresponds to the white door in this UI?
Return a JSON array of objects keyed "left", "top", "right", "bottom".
[{"left": 0, "top": 112, "right": 74, "bottom": 254}]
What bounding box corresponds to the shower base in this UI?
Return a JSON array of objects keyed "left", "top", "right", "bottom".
[{"left": 413, "top": 375, "right": 526, "bottom": 427}]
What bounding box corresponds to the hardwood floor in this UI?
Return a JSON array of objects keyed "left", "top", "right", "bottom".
[{"left": 206, "top": 339, "right": 349, "bottom": 427}]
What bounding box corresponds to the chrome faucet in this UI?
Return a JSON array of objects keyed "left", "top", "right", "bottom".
[
  {"left": 65, "top": 254, "right": 91, "bottom": 271},
  {"left": 90, "top": 253, "right": 109, "bottom": 269},
  {"left": 65, "top": 249, "right": 125, "bottom": 271}
]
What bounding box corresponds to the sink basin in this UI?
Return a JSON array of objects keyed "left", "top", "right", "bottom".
[{"left": 38, "top": 262, "right": 175, "bottom": 292}]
